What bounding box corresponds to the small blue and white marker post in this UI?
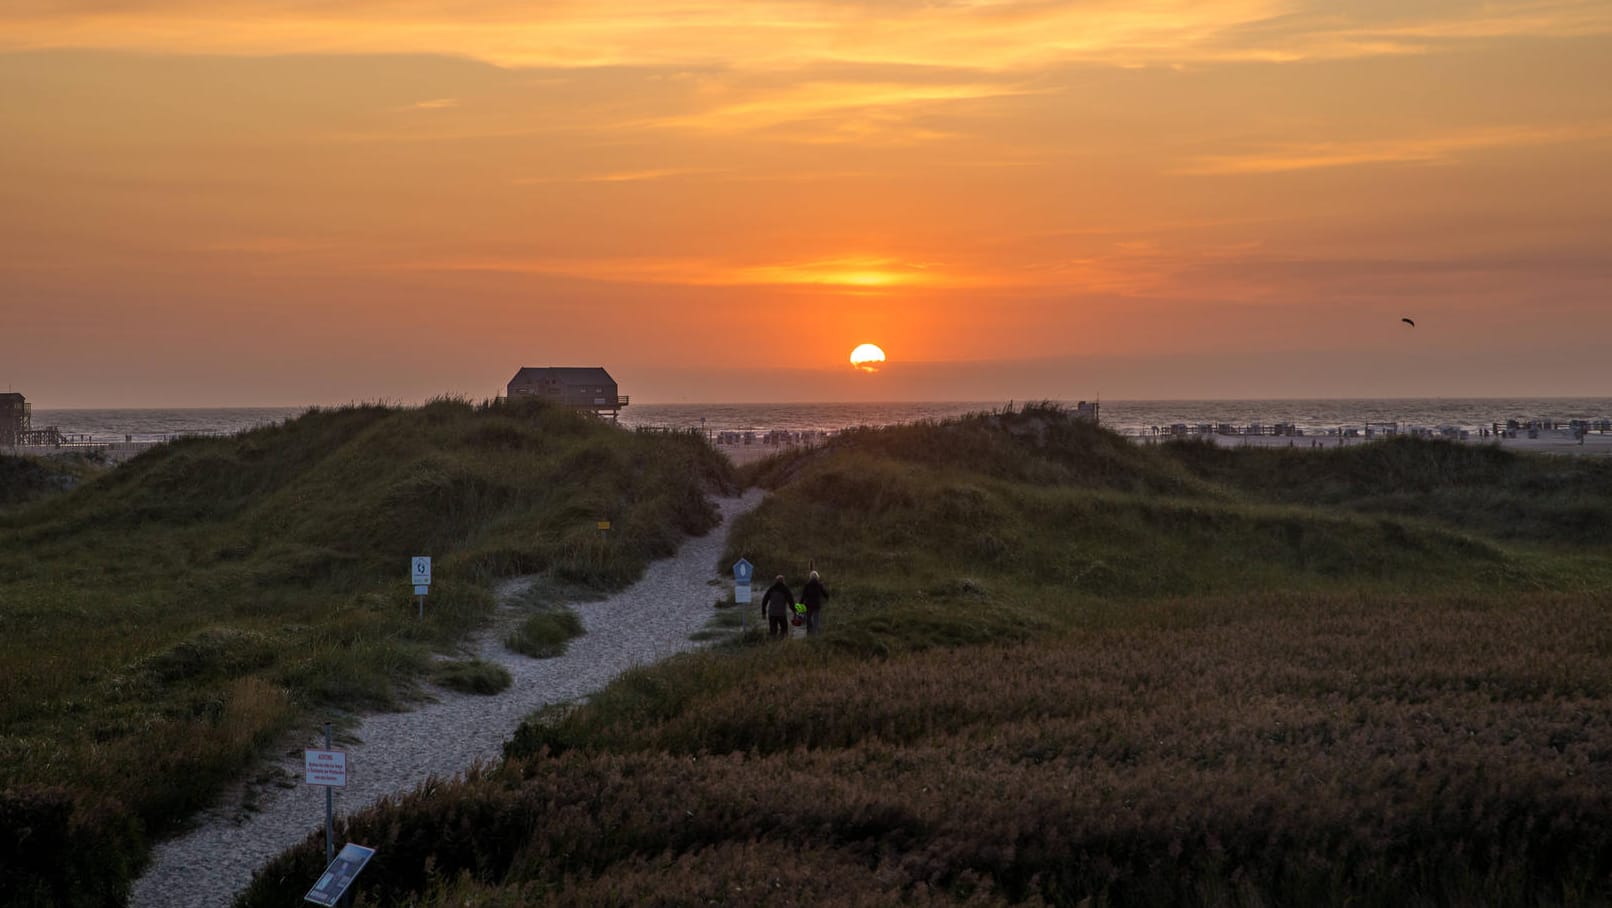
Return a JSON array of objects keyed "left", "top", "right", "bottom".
[
  {"left": 411, "top": 556, "right": 431, "bottom": 620},
  {"left": 732, "top": 557, "right": 754, "bottom": 633}
]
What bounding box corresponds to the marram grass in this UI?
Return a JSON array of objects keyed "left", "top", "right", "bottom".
[
  {"left": 238, "top": 405, "right": 1612, "bottom": 907},
  {"left": 505, "top": 608, "right": 586, "bottom": 659},
  {"left": 0, "top": 396, "right": 732, "bottom": 906}
]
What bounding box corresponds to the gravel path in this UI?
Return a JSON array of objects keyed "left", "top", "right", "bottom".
[{"left": 130, "top": 489, "right": 764, "bottom": 908}]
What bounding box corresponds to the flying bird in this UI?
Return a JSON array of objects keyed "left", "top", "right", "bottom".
[{"left": 1401, "top": 317, "right": 1416, "bottom": 327}]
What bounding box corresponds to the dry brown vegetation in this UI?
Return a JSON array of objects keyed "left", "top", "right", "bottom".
[{"left": 242, "top": 591, "right": 1612, "bottom": 906}]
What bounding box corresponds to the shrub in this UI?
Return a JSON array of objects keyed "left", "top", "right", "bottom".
[
  {"left": 0, "top": 786, "right": 141, "bottom": 908},
  {"left": 506, "top": 609, "right": 586, "bottom": 659},
  {"left": 430, "top": 659, "right": 514, "bottom": 695}
]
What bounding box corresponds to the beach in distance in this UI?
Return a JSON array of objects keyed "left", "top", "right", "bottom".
[
  {"left": 20, "top": 398, "right": 1612, "bottom": 470},
  {"left": 31, "top": 396, "right": 1612, "bottom": 444}
]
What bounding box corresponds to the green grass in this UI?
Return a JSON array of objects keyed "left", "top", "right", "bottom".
[
  {"left": 429, "top": 659, "right": 513, "bottom": 695},
  {"left": 0, "top": 396, "right": 733, "bottom": 905},
  {"left": 688, "top": 602, "right": 749, "bottom": 642},
  {"left": 0, "top": 451, "right": 104, "bottom": 509},
  {"left": 236, "top": 403, "right": 1612, "bottom": 907},
  {"left": 1163, "top": 434, "right": 1612, "bottom": 547},
  {"left": 505, "top": 608, "right": 586, "bottom": 658}
]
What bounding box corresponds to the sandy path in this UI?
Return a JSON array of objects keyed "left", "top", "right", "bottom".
[{"left": 130, "top": 489, "right": 764, "bottom": 908}]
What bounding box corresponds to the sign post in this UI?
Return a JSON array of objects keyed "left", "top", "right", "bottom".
[
  {"left": 305, "top": 724, "right": 349, "bottom": 873},
  {"left": 411, "top": 556, "right": 431, "bottom": 619},
  {"left": 732, "top": 558, "right": 754, "bottom": 632},
  {"left": 304, "top": 842, "right": 375, "bottom": 906}
]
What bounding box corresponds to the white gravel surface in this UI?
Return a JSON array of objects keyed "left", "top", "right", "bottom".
[{"left": 130, "top": 489, "right": 764, "bottom": 908}]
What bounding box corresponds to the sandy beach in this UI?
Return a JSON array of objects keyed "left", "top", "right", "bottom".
[
  {"left": 11, "top": 427, "right": 1612, "bottom": 478},
  {"left": 714, "top": 440, "right": 826, "bottom": 467},
  {"left": 712, "top": 431, "right": 1612, "bottom": 467},
  {"left": 1134, "top": 430, "right": 1612, "bottom": 456}
]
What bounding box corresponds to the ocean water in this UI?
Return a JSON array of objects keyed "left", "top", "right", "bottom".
[
  {"left": 28, "top": 398, "right": 1612, "bottom": 444},
  {"left": 30, "top": 408, "right": 308, "bottom": 444}
]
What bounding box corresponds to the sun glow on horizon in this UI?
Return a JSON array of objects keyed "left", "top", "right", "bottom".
[
  {"left": 850, "top": 343, "right": 887, "bottom": 373},
  {"left": 4, "top": 1, "right": 1610, "bottom": 405}
]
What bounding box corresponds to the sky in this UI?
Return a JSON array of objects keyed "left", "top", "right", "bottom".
[{"left": 2, "top": 1, "right": 1610, "bottom": 406}]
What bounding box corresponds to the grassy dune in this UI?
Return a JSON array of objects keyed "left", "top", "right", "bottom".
[
  {"left": 0, "top": 398, "right": 732, "bottom": 906},
  {"left": 237, "top": 403, "right": 1612, "bottom": 907},
  {"left": 0, "top": 451, "right": 102, "bottom": 509}
]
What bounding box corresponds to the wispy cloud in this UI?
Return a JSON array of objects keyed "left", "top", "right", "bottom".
[
  {"left": 1180, "top": 123, "right": 1612, "bottom": 175},
  {"left": 393, "top": 253, "right": 992, "bottom": 289},
  {"left": 511, "top": 168, "right": 722, "bottom": 185},
  {"left": 640, "top": 80, "right": 1040, "bottom": 137},
  {"left": 401, "top": 97, "right": 458, "bottom": 110},
  {"left": 8, "top": 0, "right": 1605, "bottom": 72}
]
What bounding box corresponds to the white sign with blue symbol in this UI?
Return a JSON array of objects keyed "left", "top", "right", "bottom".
[{"left": 732, "top": 558, "right": 753, "bottom": 604}]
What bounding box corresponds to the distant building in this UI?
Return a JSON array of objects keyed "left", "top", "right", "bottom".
[
  {"left": 1074, "top": 400, "right": 1100, "bottom": 423},
  {"left": 0, "top": 393, "right": 30, "bottom": 446},
  {"left": 506, "top": 367, "right": 628, "bottom": 420}
]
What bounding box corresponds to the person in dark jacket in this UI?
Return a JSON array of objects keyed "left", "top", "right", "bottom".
[
  {"left": 799, "top": 570, "right": 828, "bottom": 636},
  {"left": 761, "top": 575, "right": 796, "bottom": 639}
]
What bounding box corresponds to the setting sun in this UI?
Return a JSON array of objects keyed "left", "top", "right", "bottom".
[{"left": 850, "top": 343, "right": 887, "bottom": 373}]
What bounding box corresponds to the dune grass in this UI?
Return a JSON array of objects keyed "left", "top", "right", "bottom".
[
  {"left": 505, "top": 608, "right": 587, "bottom": 659},
  {"left": 236, "top": 403, "right": 1612, "bottom": 907},
  {"left": 0, "top": 451, "right": 104, "bottom": 509},
  {"left": 688, "top": 602, "right": 749, "bottom": 642},
  {"left": 429, "top": 659, "right": 513, "bottom": 695},
  {"left": 0, "top": 396, "right": 732, "bottom": 906}
]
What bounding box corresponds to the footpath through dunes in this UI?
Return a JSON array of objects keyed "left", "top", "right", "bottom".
[{"left": 131, "top": 489, "right": 764, "bottom": 908}]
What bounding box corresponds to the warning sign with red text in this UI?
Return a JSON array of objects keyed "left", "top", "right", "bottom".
[{"left": 304, "top": 749, "right": 347, "bottom": 787}]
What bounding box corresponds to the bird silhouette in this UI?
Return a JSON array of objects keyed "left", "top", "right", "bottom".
[{"left": 1401, "top": 317, "right": 1416, "bottom": 327}]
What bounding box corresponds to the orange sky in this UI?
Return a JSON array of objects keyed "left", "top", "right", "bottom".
[{"left": 3, "top": 1, "right": 1610, "bottom": 406}]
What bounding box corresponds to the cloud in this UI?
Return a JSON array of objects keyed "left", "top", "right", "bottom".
[
  {"left": 402, "top": 97, "right": 458, "bottom": 110},
  {"left": 8, "top": 0, "right": 1607, "bottom": 72},
  {"left": 639, "top": 79, "right": 1041, "bottom": 139},
  {"left": 1180, "top": 123, "right": 1612, "bottom": 174},
  {"left": 511, "top": 168, "right": 722, "bottom": 185},
  {"left": 392, "top": 253, "right": 994, "bottom": 289}
]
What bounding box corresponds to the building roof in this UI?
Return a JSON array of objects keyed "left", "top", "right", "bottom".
[
  {"left": 0, "top": 392, "right": 24, "bottom": 404},
  {"left": 508, "top": 367, "right": 616, "bottom": 385}
]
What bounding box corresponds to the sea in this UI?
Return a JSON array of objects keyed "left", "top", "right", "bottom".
[{"left": 28, "top": 398, "right": 1612, "bottom": 445}]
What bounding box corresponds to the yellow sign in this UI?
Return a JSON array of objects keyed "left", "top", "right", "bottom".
[{"left": 596, "top": 520, "right": 611, "bottom": 531}]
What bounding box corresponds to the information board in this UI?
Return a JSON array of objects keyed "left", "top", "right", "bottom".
[{"left": 304, "top": 843, "right": 375, "bottom": 906}]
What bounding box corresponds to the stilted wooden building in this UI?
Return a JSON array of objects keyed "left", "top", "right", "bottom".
[
  {"left": 0, "top": 393, "right": 30, "bottom": 446},
  {"left": 506, "top": 367, "right": 629, "bottom": 420}
]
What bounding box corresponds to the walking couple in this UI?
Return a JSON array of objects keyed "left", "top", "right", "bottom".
[{"left": 760, "top": 571, "right": 828, "bottom": 637}]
